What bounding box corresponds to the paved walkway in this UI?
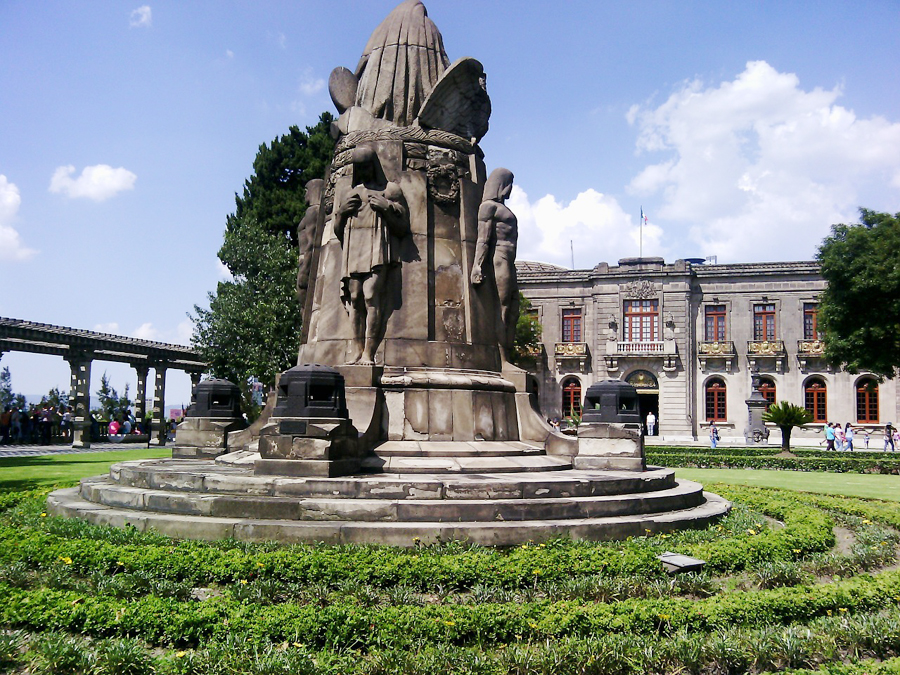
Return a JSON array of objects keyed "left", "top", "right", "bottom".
[{"left": 0, "top": 442, "right": 159, "bottom": 458}]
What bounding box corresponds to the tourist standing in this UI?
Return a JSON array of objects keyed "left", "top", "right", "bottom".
[
  {"left": 844, "top": 423, "right": 854, "bottom": 452},
  {"left": 709, "top": 422, "right": 719, "bottom": 449},
  {"left": 646, "top": 411, "right": 656, "bottom": 437},
  {"left": 39, "top": 406, "right": 52, "bottom": 444},
  {"left": 834, "top": 424, "right": 846, "bottom": 451},
  {"left": 885, "top": 423, "right": 896, "bottom": 452},
  {"left": 10, "top": 407, "right": 22, "bottom": 443},
  {"left": 0, "top": 407, "right": 11, "bottom": 444}
]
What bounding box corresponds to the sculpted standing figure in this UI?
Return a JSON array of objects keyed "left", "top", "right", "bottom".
[
  {"left": 334, "top": 147, "right": 408, "bottom": 365},
  {"left": 471, "top": 168, "right": 519, "bottom": 362},
  {"left": 296, "top": 179, "right": 324, "bottom": 313}
]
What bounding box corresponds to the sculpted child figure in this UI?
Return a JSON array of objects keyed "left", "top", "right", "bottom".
[
  {"left": 296, "top": 178, "right": 324, "bottom": 313},
  {"left": 333, "top": 146, "right": 408, "bottom": 365},
  {"left": 471, "top": 167, "right": 519, "bottom": 362}
]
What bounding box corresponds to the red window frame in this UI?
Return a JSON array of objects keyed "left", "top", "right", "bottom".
[
  {"left": 803, "top": 303, "right": 821, "bottom": 340},
  {"left": 704, "top": 305, "right": 726, "bottom": 342},
  {"left": 856, "top": 379, "right": 879, "bottom": 424},
  {"left": 804, "top": 380, "right": 827, "bottom": 423},
  {"left": 758, "top": 378, "right": 776, "bottom": 410},
  {"left": 624, "top": 299, "right": 659, "bottom": 342},
  {"left": 562, "top": 378, "right": 582, "bottom": 418},
  {"left": 705, "top": 378, "right": 727, "bottom": 422},
  {"left": 753, "top": 303, "right": 776, "bottom": 341},
  {"left": 561, "top": 308, "right": 582, "bottom": 343}
]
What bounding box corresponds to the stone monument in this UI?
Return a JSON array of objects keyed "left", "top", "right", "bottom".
[{"left": 47, "top": 0, "right": 730, "bottom": 545}]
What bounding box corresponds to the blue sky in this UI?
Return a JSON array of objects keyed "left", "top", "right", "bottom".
[{"left": 2, "top": 1, "right": 899, "bottom": 405}]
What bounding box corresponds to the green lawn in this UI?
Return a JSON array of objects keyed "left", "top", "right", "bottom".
[
  {"left": 676, "top": 467, "right": 900, "bottom": 502},
  {"left": 0, "top": 448, "right": 171, "bottom": 491}
]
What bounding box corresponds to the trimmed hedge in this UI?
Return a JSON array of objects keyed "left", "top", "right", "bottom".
[{"left": 648, "top": 450, "right": 900, "bottom": 473}]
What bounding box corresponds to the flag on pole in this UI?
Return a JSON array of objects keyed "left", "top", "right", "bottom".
[{"left": 641, "top": 209, "right": 648, "bottom": 225}]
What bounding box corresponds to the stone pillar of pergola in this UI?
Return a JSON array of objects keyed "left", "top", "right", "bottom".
[
  {"left": 150, "top": 363, "right": 168, "bottom": 446},
  {"left": 66, "top": 351, "right": 94, "bottom": 448}
]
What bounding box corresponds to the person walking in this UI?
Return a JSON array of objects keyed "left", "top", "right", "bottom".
[
  {"left": 709, "top": 422, "right": 719, "bottom": 449},
  {"left": 885, "top": 423, "right": 896, "bottom": 452},
  {"left": 646, "top": 411, "right": 656, "bottom": 437},
  {"left": 834, "top": 424, "right": 846, "bottom": 451},
  {"left": 824, "top": 423, "right": 836, "bottom": 451},
  {"left": 844, "top": 423, "right": 854, "bottom": 452}
]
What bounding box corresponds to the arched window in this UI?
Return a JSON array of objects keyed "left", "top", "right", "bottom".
[
  {"left": 856, "top": 378, "right": 879, "bottom": 424},
  {"left": 561, "top": 378, "right": 582, "bottom": 418},
  {"left": 758, "top": 377, "right": 776, "bottom": 410},
  {"left": 705, "top": 378, "right": 727, "bottom": 422},
  {"left": 804, "top": 378, "right": 827, "bottom": 423}
]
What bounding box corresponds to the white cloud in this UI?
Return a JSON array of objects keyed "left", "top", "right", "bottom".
[
  {"left": 0, "top": 175, "right": 37, "bottom": 262},
  {"left": 132, "top": 323, "right": 159, "bottom": 341},
  {"left": 510, "top": 185, "right": 664, "bottom": 269},
  {"left": 175, "top": 319, "right": 193, "bottom": 346},
  {"left": 93, "top": 322, "right": 120, "bottom": 334},
  {"left": 129, "top": 6, "right": 152, "bottom": 28},
  {"left": 49, "top": 164, "right": 137, "bottom": 202},
  {"left": 216, "top": 258, "right": 233, "bottom": 280},
  {"left": 298, "top": 70, "right": 325, "bottom": 97},
  {"left": 627, "top": 60, "right": 900, "bottom": 261},
  {"left": 225, "top": 50, "right": 234, "bottom": 60}
]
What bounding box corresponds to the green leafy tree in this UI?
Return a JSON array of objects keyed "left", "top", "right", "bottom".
[
  {"left": 191, "top": 114, "right": 336, "bottom": 416},
  {"left": 0, "top": 367, "right": 26, "bottom": 411},
  {"left": 510, "top": 292, "right": 543, "bottom": 368},
  {"left": 763, "top": 401, "right": 814, "bottom": 452},
  {"left": 94, "top": 373, "right": 132, "bottom": 421},
  {"left": 816, "top": 209, "right": 900, "bottom": 378},
  {"left": 40, "top": 387, "right": 69, "bottom": 411}
]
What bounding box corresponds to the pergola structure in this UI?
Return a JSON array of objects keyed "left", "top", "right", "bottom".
[{"left": 0, "top": 317, "right": 207, "bottom": 447}]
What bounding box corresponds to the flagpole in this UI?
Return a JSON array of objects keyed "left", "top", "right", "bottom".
[{"left": 640, "top": 206, "right": 643, "bottom": 259}]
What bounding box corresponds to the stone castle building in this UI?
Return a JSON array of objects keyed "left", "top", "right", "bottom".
[{"left": 517, "top": 257, "right": 898, "bottom": 443}]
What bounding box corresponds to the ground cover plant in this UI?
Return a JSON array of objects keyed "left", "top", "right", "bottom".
[{"left": 0, "top": 478, "right": 899, "bottom": 674}]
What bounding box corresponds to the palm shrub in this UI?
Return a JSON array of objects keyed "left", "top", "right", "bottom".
[{"left": 763, "top": 401, "right": 814, "bottom": 452}]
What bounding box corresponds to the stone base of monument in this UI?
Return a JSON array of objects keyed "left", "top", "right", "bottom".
[
  {"left": 256, "top": 417, "right": 362, "bottom": 478},
  {"left": 171, "top": 418, "right": 248, "bottom": 460},
  {"left": 575, "top": 423, "right": 646, "bottom": 472},
  {"left": 47, "top": 453, "right": 730, "bottom": 546}
]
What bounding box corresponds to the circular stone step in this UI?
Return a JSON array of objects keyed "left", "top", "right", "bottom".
[
  {"left": 78, "top": 477, "right": 705, "bottom": 523},
  {"left": 47, "top": 487, "right": 731, "bottom": 547},
  {"left": 106, "top": 459, "right": 678, "bottom": 500}
]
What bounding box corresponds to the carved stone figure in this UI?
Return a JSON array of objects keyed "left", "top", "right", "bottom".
[
  {"left": 333, "top": 146, "right": 408, "bottom": 365},
  {"left": 471, "top": 168, "right": 518, "bottom": 362},
  {"left": 296, "top": 179, "right": 324, "bottom": 312}
]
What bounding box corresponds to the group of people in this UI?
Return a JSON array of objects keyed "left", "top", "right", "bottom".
[
  {"left": 0, "top": 405, "right": 75, "bottom": 445},
  {"left": 823, "top": 422, "right": 896, "bottom": 452}
]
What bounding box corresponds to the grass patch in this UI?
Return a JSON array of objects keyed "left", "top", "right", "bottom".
[
  {"left": 0, "top": 448, "right": 171, "bottom": 491},
  {"left": 676, "top": 468, "right": 900, "bottom": 502}
]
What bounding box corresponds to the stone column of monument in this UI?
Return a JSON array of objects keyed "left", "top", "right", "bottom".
[
  {"left": 65, "top": 351, "right": 93, "bottom": 448},
  {"left": 150, "top": 363, "right": 167, "bottom": 446},
  {"left": 296, "top": 0, "right": 538, "bottom": 446},
  {"left": 133, "top": 364, "right": 149, "bottom": 432},
  {"left": 744, "top": 371, "right": 771, "bottom": 446}
]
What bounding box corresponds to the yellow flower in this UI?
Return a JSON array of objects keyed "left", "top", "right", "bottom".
[
  {"left": 645, "top": 529, "right": 652, "bottom": 534},
  {"left": 58, "top": 556, "right": 73, "bottom": 565},
  {"left": 532, "top": 569, "right": 541, "bottom": 575},
  {"left": 292, "top": 642, "right": 303, "bottom": 648},
  {"left": 827, "top": 610, "right": 832, "bottom": 616},
  {"left": 793, "top": 549, "right": 801, "bottom": 554},
  {"left": 175, "top": 651, "right": 187, "bottom": 658},
  {"left": 256, "top": 562, "right": 264, "bottom": 568},
  {"left": 528, "top": 622, "right": 538, "bottom": 628},
  {"left": 40, "top": 513, "right": 47, "bottom": 517},
  {"left": 658, "top": 614, "right": 671, "bottom": 621},
  {"left": 444, "top": 621, "right": 456, "bottom": 626},
  {"left": 240, "top": 579, "right": 248, "bottom": 585},
  {"left": 839, "top": 607, "right": 848, "bottom": 613},
  {"left": 747, "top": 529, "right": 757, "bottom": 535},
  {"left": 862, "top": 519, "right": 873, "bottom": 524}
]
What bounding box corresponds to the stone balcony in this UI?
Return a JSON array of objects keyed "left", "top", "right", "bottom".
[
  {"left": 604, "top": 339, "right": 678, "bottom": 372},
  {"left": 797, "top": 339, "right": 826, "bottom": 371},
  {"left": 746, "top": 340, "right": 786, "bottom": 372},
  {"left": 554, "top": 341, "right": 589, "bottom": 373},
  {"left": 698, "top": 341, "right": 736, "bottom": 371}
]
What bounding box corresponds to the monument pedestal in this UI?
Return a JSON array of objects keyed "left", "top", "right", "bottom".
[
  {"left": 170, "top": 378, "right": 247, "bottom": 459},
  {"left": 256, "top": 417, "right": 361, "bottom": 477},
  {"left": 575, "top": 423, "right": 646, "bottom": 471}
]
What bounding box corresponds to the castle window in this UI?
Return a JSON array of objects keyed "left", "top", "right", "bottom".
[
  {"left": 705, "top": 378, "right": 727, "bottom": 422},
  {"left": 758, "top": 377, "right": 776, "bottom": 410},
  {"left": 856, "top": 378, "right": 879, "bottom": 424},
  {"left": 561, "top": 308, "right": 582, "bottom": 343},
  {"left": 803, "top": 303, "right": 821, "bottom": 340},
  {"left": 804, "top": 378, "right": 827, "bottom": 423},
  {"left": 624, "top": 299, "right": 659, "bottom": 341},
  {"left": 753, "top": 303, "right": 777, "bottom": 341},
  {"left": 704, "top": 305, "right": 726, "bottom": 341},
  {"left": 561, "top": 378, "right": 582, "bottom": 418}
]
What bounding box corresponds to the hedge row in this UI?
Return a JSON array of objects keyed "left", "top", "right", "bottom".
[
  {"left": 648, "top": 451, "right": 900, "bottom": 473},
  {"left": 0, "top": 486, "right": 835, "bottom": 588},
  {"left": 3, "top": 570, "right": 900, "bottom": 649}
]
